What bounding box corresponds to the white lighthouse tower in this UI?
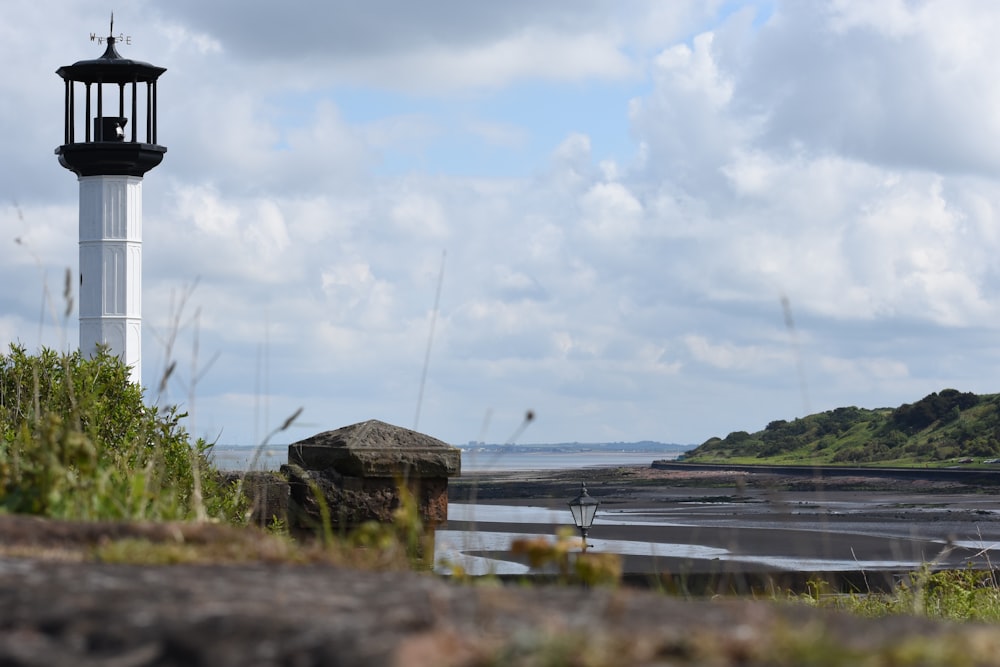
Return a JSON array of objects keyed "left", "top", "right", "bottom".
[{"left": 55, "top": 20, "right": 166, "bottom": 385}]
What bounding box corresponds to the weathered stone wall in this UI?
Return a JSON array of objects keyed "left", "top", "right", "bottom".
[
  {"left": 0, "top": 552, "right": 992, "bottom": 667},
  {"left": 284, "top": 420, "right": 460, "bottom": 531},
  {"left": 222, "top": 420, "right": 460, "bottom": 532},
  {"left": 223, "top": 468, "right": 449, "bottom": 532},
  {"left": 283, "top": 465, "right": 449, "bottom": 529}
]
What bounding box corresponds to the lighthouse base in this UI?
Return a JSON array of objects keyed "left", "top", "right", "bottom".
[
  {"left": 78, "top": 175, "right": 143, "bottom": 386},
  {"left": 80, "top": 317, "right": 141, "bottom": 380}
]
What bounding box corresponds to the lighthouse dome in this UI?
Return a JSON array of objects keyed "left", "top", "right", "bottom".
[{"left": 56, "top": 36, "right": 166, "bottom": 85}]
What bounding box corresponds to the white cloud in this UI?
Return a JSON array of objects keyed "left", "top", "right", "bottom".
[
  {"left": 389, "top": 191, "right": 450, "bottom": 240},
  {"left": 629, "top": 31, "right": 747, "bottom": 189},
  {"left": 731, "top": 0, "right": 1000, "bottom": 174},
  {"left": 176, "top": 186, "right": 239, "bottom": 238},
  {"left": 152, "top": 1, "right": 641, "bottom": 91},
  {"left": 683, "top": 334, "right": 789, "bottom": 371},
  {"left": 818, "top": 355, "right": 911, "bottom": 388},
  {"left": 160, "top": 22, "right": 224, "bottom": 56},
  {"left": 580, "top": 181, "right": 643, "bottom": 242},
  {"left": 8, "top": 0, "right": 1000, "bottom": 448},
  {"left": 370, "top": 28, "right": 635, "bottom": 92}
]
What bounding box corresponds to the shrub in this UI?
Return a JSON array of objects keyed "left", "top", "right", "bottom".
[
  {"left": 0, "top": 344, "right": 241, "bottom": 521},
  {"left": 892, "top": 390, "right": 979, "bottom": 434},
  {"left": 814, "top": 567, "right": 1000, "bottom": 623}
]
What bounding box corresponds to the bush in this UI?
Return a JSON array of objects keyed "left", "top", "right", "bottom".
[
  {"left": 0, "top": 344, "right": 242, "bottom": 521},
  {"left": 892, "top": 390, "right": 979, "bottom": 434},
  {"left": 968, "top": 437, "right": 999, "bottom": 457},
  {"left": 817, "top": 567, "right": 1000, "bottom": 622},
  {"left": 831, "top": 447, "right": 865, "bottom": 463}
]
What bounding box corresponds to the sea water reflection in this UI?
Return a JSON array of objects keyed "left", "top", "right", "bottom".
[{"left": 435, "top": 502, "right": 997, "bottom": 576}]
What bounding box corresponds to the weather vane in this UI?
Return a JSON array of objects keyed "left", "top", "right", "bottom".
[{"left": 90, "top": 12, "right": 132, "bottom": 46}]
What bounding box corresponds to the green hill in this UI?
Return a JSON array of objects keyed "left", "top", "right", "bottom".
[{"left": 685, "top": 389, "right": 1000, "bottom": 466}]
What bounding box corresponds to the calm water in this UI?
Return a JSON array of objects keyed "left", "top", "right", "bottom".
[
  {"left": 436, "top": 501, "right": 1000, "bottom": 576},
  {"left": 210, "top": 445, "right": 677, "bottom": 472},
  {"left": 209, "top": 445, "right": 1000, "bottom": 578},
  {"left": 435, "top": 504, "right": 931, "bottom": 576}
]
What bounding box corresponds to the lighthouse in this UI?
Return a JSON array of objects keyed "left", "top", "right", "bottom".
[{"left": 55, "top": 19, "right": 166, "bottom": 385}]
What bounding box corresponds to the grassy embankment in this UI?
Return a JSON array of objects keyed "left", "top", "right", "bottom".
[
  {"left": 0, "top": 343, "right": 432, "bottom": 570},
  {"left": 685, "top": 388, "right": 1000, "bottom": 467}
]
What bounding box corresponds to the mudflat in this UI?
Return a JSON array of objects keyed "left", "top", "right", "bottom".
[{"left": 446, "top": 464, "right": 1000, "bottom": 590}]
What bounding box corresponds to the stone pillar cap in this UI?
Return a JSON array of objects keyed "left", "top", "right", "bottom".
[{"left": 288, "top": 419, "right": 461, "bottom": 478}]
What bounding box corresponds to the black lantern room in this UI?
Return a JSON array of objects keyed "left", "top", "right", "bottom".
[{"left": 55, "top": 24, "right": 166, "bottom": 177}]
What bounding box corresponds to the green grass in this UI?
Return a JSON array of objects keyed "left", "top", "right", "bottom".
[
  {"left": 0, "top": 343, "right": 245, "bottom": 522},
  {"left": 799, "top": 567, "right": 1000, "bottom": 623}
]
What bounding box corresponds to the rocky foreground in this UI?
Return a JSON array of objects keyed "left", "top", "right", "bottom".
[{"left": 3, "top": 548, "right": 1000, "bottom": 666}]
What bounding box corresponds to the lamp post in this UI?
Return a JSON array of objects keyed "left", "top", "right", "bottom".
[{"left": 567, "top": 482, "right": 600, "bottom": 552}]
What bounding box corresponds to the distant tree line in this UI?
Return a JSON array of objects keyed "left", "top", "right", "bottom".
[{"left": 688, "top": 389, "right": 1000, "bottom": 465}]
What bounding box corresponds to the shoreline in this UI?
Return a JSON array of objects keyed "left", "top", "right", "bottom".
[
  {"left": 443, "top": 464, "right": 1000, "bottom": 590},
  {"left": 448, "top": 462, "right": 983, "bottom": 504}
]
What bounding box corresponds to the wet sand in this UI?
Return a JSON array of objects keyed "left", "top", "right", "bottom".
[{"left": 444, "top": 465, "right": 1000, "bottom": 591}]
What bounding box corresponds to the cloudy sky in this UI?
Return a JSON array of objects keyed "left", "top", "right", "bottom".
[{"left": 4, "top": 0, "right": 1000, "bottom": 448}]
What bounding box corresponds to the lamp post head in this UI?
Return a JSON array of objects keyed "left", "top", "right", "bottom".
[{"left": 568, "top": 482, "right": 600, "bottom": 531}]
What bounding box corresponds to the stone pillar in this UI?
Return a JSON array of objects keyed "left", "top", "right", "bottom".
[{"left": 283, "top": 420, "right": 461, "bottom": 531}]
